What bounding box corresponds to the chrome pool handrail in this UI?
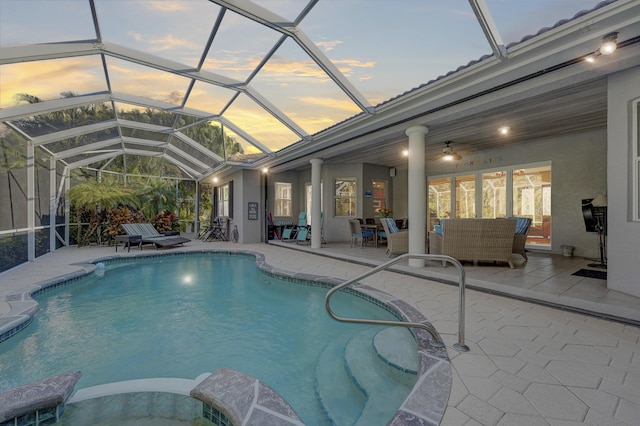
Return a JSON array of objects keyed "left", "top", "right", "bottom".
[{"left": 324, "top": 253, "right": 470, "bottom": 352}]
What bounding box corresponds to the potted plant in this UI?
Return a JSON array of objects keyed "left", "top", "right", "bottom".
[{"left": 377, "top": 207, "right": 393, "bottom": 218}]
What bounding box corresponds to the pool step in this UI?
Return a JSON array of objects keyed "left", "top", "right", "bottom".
[
  {"left": 315, "top": 327, "right": 417, "bottom": 425},
  {"left": 373, "top": 326, "right": 419, "bottom": 381},
  {"left": 61, "top": 391, "right": 200, "bottom": 425},
  {"left": 315, "top": 332, "right": 365, "bottom": 425},
  {"left": 345, "top": 328, "right": 416, "bottom": 426}
]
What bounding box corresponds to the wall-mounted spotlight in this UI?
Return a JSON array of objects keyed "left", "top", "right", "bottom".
[
  {"left": 262, "top": 167, "right": 269, "bottom": 174},
  {"left": 213, "top": 176, "right": 219, "bottom": 183},
  {"left": 585, "top": 32, "right": 620, "bottom": 64},
  {"left": 600, "top": 32, "right": 618, "bottom": 55}
]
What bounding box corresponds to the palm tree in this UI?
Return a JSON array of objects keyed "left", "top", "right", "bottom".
[
  {"left": 134, "top": 178, "right": 176, "bottom": 219},
  {"left": 69, "top": 180, "right": 140, "bottom": 246}
]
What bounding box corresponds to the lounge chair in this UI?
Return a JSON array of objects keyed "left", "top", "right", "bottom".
[
  {"left": 121, "top": 223, "right": 190, "bottom": 249},
  {"left": 300, "top": 211, "right": 326, "bottom": 245},
  {"left": 204, "top": 216, "right": 229, "bottom": 241},
  {"left": 198, "top": 214, "right": 214, "bottom": 240},
  {"left": 380, "top": 218, "right": 409, "bottom": 256},
  {"left": 296, "top": 225, "right": 310, "bottom": 245},
  {"left": 282, "top": 212, "right": 307, "bottom": 242}
]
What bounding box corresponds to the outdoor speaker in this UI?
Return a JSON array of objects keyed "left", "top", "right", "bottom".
[{"left": 389, "top": 167, "right": 396, "bottom": 177}]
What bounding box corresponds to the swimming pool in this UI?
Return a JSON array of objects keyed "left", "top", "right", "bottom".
[{"left": 0, "top": 252, "right": 425, "bottom": 424}]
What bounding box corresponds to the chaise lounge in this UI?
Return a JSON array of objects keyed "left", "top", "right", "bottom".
[{"left": 121, "top": 223, "right": 190, "bottom": 250}]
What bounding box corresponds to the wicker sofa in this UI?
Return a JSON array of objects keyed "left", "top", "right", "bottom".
[
  {"left": 428, "top": 218, "right": 517, "bottom": 268},
  {"left": 511, "top": 217, "right": 532, "bottom": 261}
]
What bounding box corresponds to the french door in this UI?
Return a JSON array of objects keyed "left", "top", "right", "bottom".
[{"left": 428, "top": 162, "right": 551, "bottom": 248}]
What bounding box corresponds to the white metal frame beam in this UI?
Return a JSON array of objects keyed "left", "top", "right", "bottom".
[
  {"left": 1, "top": 41, "right": 310, "bottom": 142},
  {"left": 31, "top": 120, "right": 118, "bottom": 147},
  {"left": 468, "top": 0, "right": 507, "bottom": 59},
  {"left": 209, "top": 0, "right": 373, "bottom": 114},
  {"left": 53, "top": 138, "right": 122, "bottom": 160}
]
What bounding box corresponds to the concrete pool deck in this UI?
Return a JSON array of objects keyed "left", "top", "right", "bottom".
[{"left": 1, "top": 238, "right": 639, "bottom": 425}]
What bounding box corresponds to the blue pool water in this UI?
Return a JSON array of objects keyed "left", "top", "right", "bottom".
[{"left": 0, "top": 253, "right": 416, "bottom": 424}]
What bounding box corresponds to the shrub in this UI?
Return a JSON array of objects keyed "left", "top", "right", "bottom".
[
  {"left": 152, "top": 210, "right": 179, "bottom": 232},
  {"left": 103, "top": 207, "right": 147, "bottom": 243}
]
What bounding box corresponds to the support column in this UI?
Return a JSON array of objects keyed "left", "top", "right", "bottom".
[
  {"left": 310, "top": 158, "right": 323, "bottom": 248},
  {"left": 195, "top": 181, "right": 200, "bottom": 235},
  {"left": 27, "top": 141, "right": 35, "bottom": 261},
  {"left": 49, "top": 158, "right": 56, "bottom": 254},
  {"left": 405, "top": 125, "right": 429, "bottom": 267},
  {"left": 64, "top": 168, "right": 70, "bottom": 246},
  {"left": 263, "top": 169, "right": 269, "bottom": 243}
]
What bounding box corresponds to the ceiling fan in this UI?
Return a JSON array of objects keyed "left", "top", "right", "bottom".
[{"left": 442, "top": 141, "right": 462, "bottom": 161}]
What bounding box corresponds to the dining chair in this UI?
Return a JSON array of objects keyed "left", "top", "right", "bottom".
[{"left": 349, "top": 219, "right": 374, "bottom": 248}]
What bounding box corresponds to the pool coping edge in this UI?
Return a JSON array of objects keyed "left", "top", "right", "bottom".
[{"left": 0, "top": 248, "right": 452, "bottom": 426}]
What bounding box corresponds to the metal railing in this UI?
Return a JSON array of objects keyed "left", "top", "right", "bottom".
[{"left": 325, "top": 253, "right": 470, "bottom": 352}]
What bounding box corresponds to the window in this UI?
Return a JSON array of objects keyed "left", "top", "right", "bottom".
[
  {"left": 513, "top": 166, "right": 551, "bottom": 246},
  {"left": 372, "top": 180, "right": 387, "bottom": 216},
  {"left": 216, "top": 181, "right": 233, "bottom": 218},
  {"left": 274, "top": 182, "right": 292, "bottom": 216},
  {"left": 334, "top": 178, "right": 356, "bottom": 216},
  {"left": 428, "top": 177, "right": 451, "bottom": 230},
  {"left": 482, "top": 171, "right": 506, "bottom": 218},
  {"left": 456, "top": 175, "right": 475, "bottom": 218},
  {"left": 428, "top": 162, "right": 551, "bottom": 248}
]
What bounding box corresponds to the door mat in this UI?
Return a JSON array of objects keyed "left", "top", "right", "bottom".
[{"left": 572, "top": 269, "right": 607, "bottom": 280}]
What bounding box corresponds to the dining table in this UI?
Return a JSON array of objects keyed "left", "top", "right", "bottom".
[{"left": 360, "top": 223, "right": 383, "bottom": 248}]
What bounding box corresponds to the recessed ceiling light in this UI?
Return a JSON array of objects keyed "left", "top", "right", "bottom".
[
  {"left": 402, "top": 149, "right": 409, "bottom": 157},
  {"left": 262, "top": 167, "right": 269, "bottom": 173},
  {"left": 499, "top": 126, "right": 510, "bottom": 135}
]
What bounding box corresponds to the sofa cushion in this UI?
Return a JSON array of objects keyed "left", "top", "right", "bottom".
[
  {"left": 511, "top": 217, "right": 532, "bottom": 234},
  {"left": 384, "top": 218, "right": 400, "bottom": 233}
]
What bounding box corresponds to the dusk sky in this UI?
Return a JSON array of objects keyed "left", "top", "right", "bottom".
[{"left": 0, "top": 0, "right": 603, "bottom": 152}]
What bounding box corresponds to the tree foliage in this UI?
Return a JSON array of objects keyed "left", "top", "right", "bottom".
[
  {"left": 3, "top": 92, "right": 245, "bottom": 244},
  {"left": 69, "top": 180, "right": 140, "bottom": 246}
]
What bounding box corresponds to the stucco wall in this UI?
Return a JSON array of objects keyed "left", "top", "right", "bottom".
[
  {"left": 422, "top": 129, "right": 607, "bottom": 257},
  {"left": 282, "top": 163, "right": 395, "bottom": 242},
  {"left": 607, "top": 66, "right": 640, "bottom": 297},
  {"left": 261, "top": 128, "right": 609, "bottom": 258},
  {"left": 236, "top": 169, "right": 262, "bottom": 244},
  {"left": 392, "top": 168, "right": 409, "bottom": 219},
  {"left": 321, "top": 163, "right": 362, "bottom": 242},
  {"left": 362, "top": 163, "right": 394, "bottom": 219}
]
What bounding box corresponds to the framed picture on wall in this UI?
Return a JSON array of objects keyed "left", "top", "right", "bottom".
[{"left": 248, "top": 202, "right": 258, "bottom": 220}]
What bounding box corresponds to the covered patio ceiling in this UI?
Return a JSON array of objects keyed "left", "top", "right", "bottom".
[{"left": 1, "top": 0, "right": 639, "bottom": 181}]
